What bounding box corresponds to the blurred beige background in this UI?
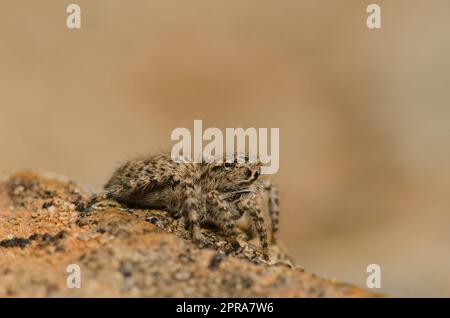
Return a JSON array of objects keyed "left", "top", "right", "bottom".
[{"left": 1, "top": 1, "right": 449, "bottom": 297}]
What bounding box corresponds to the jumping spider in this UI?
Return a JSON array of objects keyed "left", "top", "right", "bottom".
[{"left": 87, "top": 153, "right": 280, "bottom": 259}]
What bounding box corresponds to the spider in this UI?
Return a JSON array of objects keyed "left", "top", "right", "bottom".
[{"left": 86, "top": 153, "right": 280, "bottom": 259}]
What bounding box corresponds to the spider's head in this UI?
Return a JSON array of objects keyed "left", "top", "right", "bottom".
[{"left": 202, "top": 154, "right": 262, "bottom": 192}]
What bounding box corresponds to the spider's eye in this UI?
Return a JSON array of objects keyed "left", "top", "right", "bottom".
[{"left": 224, "top": 162, "right": 232, "bottom": 168}]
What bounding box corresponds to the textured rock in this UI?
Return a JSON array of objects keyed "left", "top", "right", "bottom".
[{"left": 0, "top": 171, "right": 378, "bottom": 297}]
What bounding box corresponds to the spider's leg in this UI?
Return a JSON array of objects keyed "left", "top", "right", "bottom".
[
  {"left": 80, "top": 185, "right": 125, "bottom": 212},
  {"left": 183, "top": 184, "right": 204, "bottom": 242},
  {"left": 263, "top": 180, "right": 280, "bottom": 243},
  {"left": 206, "top": 190, "right": 235, "bottom": 236},
  {"left": 236, "top": 194, "right": 269, "bottom": 259}
]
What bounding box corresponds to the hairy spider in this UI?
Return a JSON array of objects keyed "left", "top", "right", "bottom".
[{"left": 86, "top": 153, "right": 280, "bottom": 258}]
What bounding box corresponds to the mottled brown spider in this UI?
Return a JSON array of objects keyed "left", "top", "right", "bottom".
[{"left": 86, "top": 153, "right": 280, "bottom": 259}]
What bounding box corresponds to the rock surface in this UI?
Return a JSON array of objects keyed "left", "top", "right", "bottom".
[{"left": 0, "top": 171, "right": 378, "bottom": 297}]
